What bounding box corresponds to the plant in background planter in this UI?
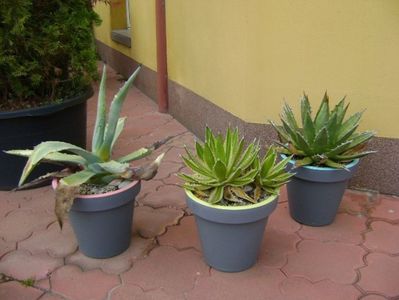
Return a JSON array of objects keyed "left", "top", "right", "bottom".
[
  {"left": 0, "top": 0, "right": 103, "bottom": 189},
  {"left": 179, "top": 127, "right": 293, "bottom": 272},
  {"left": 7, "top": 66, "right": 170, "bottom": 258},
  {"left": 270, "top": 92, "right": 375, "bottom": 226}
]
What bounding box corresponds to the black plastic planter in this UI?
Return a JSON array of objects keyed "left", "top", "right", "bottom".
[
  {"left": 286, "top": 158, "right": 359, "bottom": 226},
  {"left": 53, "top": 180, "right": 141, "bottom": 258},
  {"left": 185, "top": 190, "right": 278, "bottom": 272},
  {"left": 0, "top": 89, "right": 92, "bottom": 190}
]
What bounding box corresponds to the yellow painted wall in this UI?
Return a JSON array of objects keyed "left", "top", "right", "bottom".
[
  {"left": 166, "top": 0, "right": 399, "bottom": 138},
  {"left": 95, "top": 0, "right": 399, "bottom": 138},
  {"left": 94, "top": 0, "right": 157, "bottom": 70}
]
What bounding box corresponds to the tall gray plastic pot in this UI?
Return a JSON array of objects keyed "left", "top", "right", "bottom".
[
  {"left": 185, "top": 190, "right": 278, "bottom": 272},
  {"left": 285, "top": 158, "right": 359, "bottom": 226},
  {"left": 53, "top": 180, "right": 141, "bottom": 258}
]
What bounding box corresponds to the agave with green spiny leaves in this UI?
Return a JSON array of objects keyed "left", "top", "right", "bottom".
[
  {"left": 179, "top": 127, "right": 294, "bottom": 205},
  {"left": 270, "top": 92, "right": 376, "bottom": 169},
  {"left": 7, "top": 65, "right": 170, "bottom": 227}
]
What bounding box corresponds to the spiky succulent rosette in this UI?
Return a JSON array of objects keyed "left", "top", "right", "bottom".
[
  {"left": 270, "top": 93, "right": 376, "bottom": 168},
  {"left": 7, "top": 65, "right": 170, "bottom": 226},
  {"left": 179, "top": 127, "right": 293, "bottom": 205}
]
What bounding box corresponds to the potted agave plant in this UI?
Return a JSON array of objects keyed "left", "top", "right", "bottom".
[
  {"left": 270, "top": 93, "right": 375, "bottom": 226},
  {"left": 7, "top": 66, "right": 169, "bottom": 258},
  {"left": 179, "top": 127, "right": 293, "bottom": 272}
]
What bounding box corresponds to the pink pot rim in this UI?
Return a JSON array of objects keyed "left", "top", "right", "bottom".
[{"left": 51, "top": 178, "right": 139, "bottom": 199}]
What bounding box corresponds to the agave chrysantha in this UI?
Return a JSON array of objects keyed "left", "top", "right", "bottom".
[
  {"left": 7, "top": 65, "right": 170, "bottom": 226},
  {"left": 270, "top": 92, "right": 375, "bottom": 168},
  {"left": 179, "top": 127, "right": 293, "bottom": 205}
]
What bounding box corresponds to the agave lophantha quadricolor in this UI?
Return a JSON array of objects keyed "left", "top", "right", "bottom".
[{"left": 179, "top": 127, "right": 293, "bottom": 205}]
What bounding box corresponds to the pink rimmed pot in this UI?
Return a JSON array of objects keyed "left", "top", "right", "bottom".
[{"left": 52, "top": 179, "right": 141, "bottom": 258}]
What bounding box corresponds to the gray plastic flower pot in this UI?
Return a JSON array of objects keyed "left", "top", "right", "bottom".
[
  {"left": 285, "top": 158, "right": 359, "bottom": 226},
  {"left": 53, "top": 180, "right": 141, "bottom": 258},
  {"left": 185, "top": 190, "right": 278, "bottom": 272}
]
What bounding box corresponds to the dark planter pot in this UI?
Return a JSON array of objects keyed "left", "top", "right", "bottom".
[
  {"left": 285, "top": 158, "right": 359, "bottom": 226},
  {"left": 53, "top": 180, "right": 141, "bottom": 259},
  {"left": 185, "top": 190, "right": 278, "bottom": 272},
  {"left": 0, "top": 89, "right": 93, "bottom": 190}
]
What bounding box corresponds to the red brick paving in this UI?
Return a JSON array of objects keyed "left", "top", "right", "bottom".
[
  {"left": 0, "top": 281, "right": 43, "bottom": 300},
  {"left": 50, "top": 265, "right": 120, "bottom": 300},
  {"left": 298, "top": 213, "right": 367, "bottom": 244},
  {"left": 0, "top": 66, "right": 398, "bottom": 299},
  {"left": 357, "top": 253, "right": 399, "bottom": 297},
  {"left": 282, "top": 240, "right": 366, "bottom": 284},
  {"left": 132, "top": 206, "right": 184, "bottom": 238},
  {"left": 364, "top": 221, "right": 399, "bottom": 254}
]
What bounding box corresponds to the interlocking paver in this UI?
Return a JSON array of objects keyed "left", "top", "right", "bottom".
[
  {"left": 66, "top": 235, "right": 155, "bottom": 274},
  {"left": 12, "top": 187, "right": 54, "bottom": 214},
  {"left": 140, "top": 184, "right": 187, "bottom": 208},
  {"left": 258, "top": 228, "right": 300, "bottom": 268},
  {"left": 50, "top": 265, "right": 120, "bottom": 300},
  {"left": 162, "top": 173, "right": 184, "bottom": 186},
  {"left": 0, "top": 209, "right": 54, "bottom": 242},
  {"left": 299, "top": 213, "right": 366, "bottom": 244},
  {"left": 158, "top": 216, "right": 201, "bottom": 251},
  {"left": 0, "top": 195, "right": 18, "bottom": 217},
  {"left": 0, "top": 281, "right": 43, "bottom": 300},
  {"left": 133, "top": 206, "right": 184, "bottom": 238},
  {"left": 364, "top": 221, "right": 399, "bottom": 254},
  {"left": 268, "top": 202, "right": 301, "bottom": 234},
  {"left": 110, "top": 283, "right": 179, "bottom": 300},
  {"left": 370, "top": 194, "right": 399, "bottom": 220},
  {"left": 0, "top": 250, "right": 62, "bottom": 281},
  {"left": 166, "top": 133, "right": 195, "bottom": 149},
  {"left": 277, "top": 277, "right": 361, "bottom": 300},
  {"left": 136, "top": 179, "right": 163, "bottom": 202},
  {"left": 360, "top": 295, "right": 388, "bottom": 300},
  {"left": 19, "top": 222, "right": 78, "bottom": 258},
  {"left": 186, "top": 266, "right": 284, "bottom": 300},
  {"left": 152, "top": 161, "right": 182, "bottom": 180},
  {"left": 283, "top": 240, "right": 366, "bottom": 284},
  {"left": 39, "top": 293, "right": 65, "bottom": 300},
  {"left": 123, "top": 113, "right": 173, "bottom": 139},
  {"left": 163, "top": 146, "right": 187, "bottom": 164},
  {"left": 339, "top": 189, "right": 374, "bottom": 216},
  {"left": 358, "top": 253, "right": 399, "bottom": 297},
  {"left": 0, "top": 239, "right": 15, "bottom": 258},
  {"left": 122, "top": 246, "right": 208, "bottom": 298}
]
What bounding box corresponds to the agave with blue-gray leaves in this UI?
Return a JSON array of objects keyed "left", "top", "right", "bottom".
[
  {"left": 270, "top": 92, "right": 376, "bottom": 168},
  {"left": 7, "top": 65, "right": 170, "bottom": 227},
  {"left": 179, "top": 127, "right": 293, "bottom": 205}
]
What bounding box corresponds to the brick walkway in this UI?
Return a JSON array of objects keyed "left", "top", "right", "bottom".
[{"left": 1, "top": 67, "right": 398, "bottom": 300}]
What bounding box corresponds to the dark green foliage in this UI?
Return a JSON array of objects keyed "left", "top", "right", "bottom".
[
  {"left": 0, "top": 0, "right": 101, "bottom": 110},
  {"left": 271, "top": 92, "right": 376, "bottom": 168}
]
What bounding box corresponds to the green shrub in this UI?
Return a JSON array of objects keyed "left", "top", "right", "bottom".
[{"left": 0, "top": 0, "right": 101, "bottom": 111}]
